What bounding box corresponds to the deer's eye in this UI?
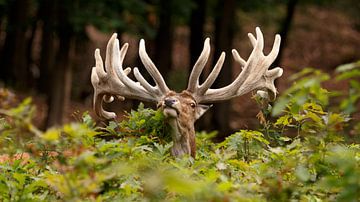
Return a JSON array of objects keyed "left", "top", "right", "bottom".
[{"left": 190, "top": 103, "right": 196, "bottom": 108}]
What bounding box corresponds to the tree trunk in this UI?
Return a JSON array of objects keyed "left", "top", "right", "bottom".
[
  {"left": 273, "top": 0, "right": 298, "bottom": 67},
  {"left": 38, "top": 0, "right": 57, "bottom": 95},
  {"left": 189, "top": 0, "right": 209, "bottom": 130},
  {"left": 46, "top": 2, "right": 74, "bottom": 127},
  {"left": 211, "top": 0, "right": 236, "bottom": 138},
  {"left": 190, "top": 0, "right": 206, "bottom": 68},
  {"left": 0, "top": 0, "right": 31, "bottom": 89},
  {"left": 0, "top": 7, "right": 4, "bottom": 51},
  {"left": 154, "top": 0, "right": 174, "bottom": 81},
  {"left": 26, "top": 18, "right": 38, "bottom": 87}
]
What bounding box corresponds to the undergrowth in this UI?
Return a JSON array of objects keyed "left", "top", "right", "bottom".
[{"left": 0, "top": 62, "right": 359, "bottom": 201}]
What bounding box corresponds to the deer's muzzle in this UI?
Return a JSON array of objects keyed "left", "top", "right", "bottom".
[
  {"left": 164, "top": 98, "right": 177, "bottom": 107},
  {"left": 162, "top": 97, "right": 180, "bottom": 118}
]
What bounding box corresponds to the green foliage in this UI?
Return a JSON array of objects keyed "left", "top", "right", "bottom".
[
  {"left": 219, "top": 130, "right": 269, "bottom": 161},
  {"left": 119, "top": 103, "right": 171, "bottom": 139},
  {"left": 336, "top": 61, "right": 360, "bottom": 114},
  {"left": 272, "top": 68, "right": 331, "bottom": 116},
  {"left": 171, "top": 0, "right": 196, "bottom": 25},
  {"left": 67, "top": 0, "right": 155, "bottom": 37},
  {"left": 0, "top": 64, "right": 359, "bottom": 201}
]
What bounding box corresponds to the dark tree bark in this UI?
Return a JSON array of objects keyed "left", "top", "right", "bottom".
[
  {"left": 211, "top": 0, "right": 236, "bottom": 138},
  {"left": 189, "top": 0, "right": 209, "bottom": 130},
  {"left": 37, "top": 0, "right": 57, "bottom": 95},
  {"left": 154, "top": 0, "right": 174, "bottom": 81},
  {"left": 46, "top": 2, "right": 74, "bottom": 127},
  {"left": 0, "top": 0, "right": 32, "bottom": 89},
  {"left": 0, "top": 5, "right": 5, "bottom": 52},
  {"left": 25, "top": 17, "right": 38, "bottom": 87},
  {"left": 190, "top": 0, "right": 206, "bottom": 68},
  {"left": 273, "top": 0, "right": 298, "bottom": 67}
]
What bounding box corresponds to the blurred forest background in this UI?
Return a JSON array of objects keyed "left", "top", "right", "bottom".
[{"left": 0, "top": 0, "right": 359, "bottom": 137}]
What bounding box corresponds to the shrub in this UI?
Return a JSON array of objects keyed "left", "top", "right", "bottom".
[{"left": 0, "top": 62, "right": 359, "bottom": 201}]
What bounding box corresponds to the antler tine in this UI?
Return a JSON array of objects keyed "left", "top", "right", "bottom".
[
  {"left": 254, "top": 27, "right": 264, "bottom": 51},
  {"left": 233, "top": 28, "right": 282, "bottom": 99},
  {"left": 187, "top": 38, "right": 211, "bottom": 93},
  {"left": 139, "top": 39, "right": 170, "bottom": 95},
  {"left": 248, "top": 33, "right": 257, "bottom": 47},
  {"left": 91, "top": 47, "right": 129, "bottom": 119},
  {"left": 94, "top": 48, "right": 107, "bottom": 80},
  {"left": 112, "top": 36, "right": 145, "bottom": 92},
  {"left": 133, "top": 67, "right": 158, "bottom": 95},
  {"left": 222, "top": 27, "right": 272, "bottom": 94},
  {"left": 91, "top": 34, "right": 160, "bottom": 119},
  {"left": 105, "top": 34, "right": 117, "bottom": 75},
  {"left": 193, "top": 27, "right": 283, "bottom": 103},
  {"left": 197, "top": 52, "right": 225, "bottom": 95},
  {"left": 268, "top": 34, "right": 281, "bottom": 62}
]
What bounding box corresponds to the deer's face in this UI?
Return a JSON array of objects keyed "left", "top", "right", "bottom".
[
  {"left": 158, "top": 91, "right": 210, "bottom": 123},
  {"left": 157, "top": 91, "right": 211, "bottom": 157}
]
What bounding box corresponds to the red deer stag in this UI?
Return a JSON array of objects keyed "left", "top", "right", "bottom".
[{"left": 91, "top": 27, "right": 283, "bottom": 158}]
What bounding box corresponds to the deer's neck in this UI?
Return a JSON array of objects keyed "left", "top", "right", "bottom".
[{"left": 167, "top": 118, "right": 196, "bottom": 158}]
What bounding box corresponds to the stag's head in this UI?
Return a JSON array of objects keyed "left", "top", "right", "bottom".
[
  {"left": 91, "top": 27, "right": 283, "bottom": 158},
  {"left": 158, "top": 91, "right": 209, "bottom": 121}
]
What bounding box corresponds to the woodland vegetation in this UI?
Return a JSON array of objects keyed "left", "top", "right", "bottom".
[
  {"left": 0, "top": 63, "right": 359, "bottom": 201},
  {"left": 0, "top": 0, "right": 359, "bottom": 201}
]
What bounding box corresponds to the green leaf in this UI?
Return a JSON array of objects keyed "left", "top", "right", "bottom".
[
  {"left": 272, "top": 97, "right": 290, "bottom": 116},
  {"left": 13, "top": 172, "right": 26, "bottom": 188},
  {"left": 335, "top": 61, "right": 360, "bottom": 73},
  {"left": 275, "top": 114, "right": 292, "bottom": 127},
  {"left": 295, "top": 165, "right": 310, "bottom": 182},
  {"left": 42, "top": 128, "right": 60, "bottom": 141},
  {"left": 164, "top": 173, "right": 201, "bottom": 196}
]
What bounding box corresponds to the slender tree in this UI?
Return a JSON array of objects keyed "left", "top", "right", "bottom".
[
  {"left": 211, "top": 0, "right": 237, "bottom": 138},
  {"left": 189, "top": 0, "right": 209, "bottom": 130},
  {"left": 154, "top": 0, "right": 174, "bottom": 80},
  {"left": 46, "top": 1, "right": 75, "bottom": 127},
  {"left": 37, "top": 0, "right": 57, "bottom": 95},
  {"left": 190, "top": 0, "right": 207, "bottom": 68},
  {"left": 0, "top": 1, "right": 8, "bottom": 54},
  {"left": 273, "top": 0, "right": 298, "bottom": 67},
  {"left": 25, "top": 13, "right": 39, "bottom": 87},
  {"left": 0, "top": 0, "right": 32, "bottom": 89}
]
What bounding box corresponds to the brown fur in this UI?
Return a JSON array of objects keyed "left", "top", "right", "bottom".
[{"left": 159, "top": 90, "right": 203, "bottom": 158}]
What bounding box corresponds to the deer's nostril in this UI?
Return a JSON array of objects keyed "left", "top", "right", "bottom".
[{"left": 164, "top": 98, "right": 176, "bottom": 107}]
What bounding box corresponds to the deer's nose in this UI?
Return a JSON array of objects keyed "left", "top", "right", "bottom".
[{"left": 164, "top": 98, "right": 177, "bottom": 107}]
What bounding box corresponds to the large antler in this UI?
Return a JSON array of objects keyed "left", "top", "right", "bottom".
[
  {"left": 91, "top": 34, "right": 169, "bottom": 119},
  {"left": 187, "top": 27, "right": 283, "bottom": 103}
]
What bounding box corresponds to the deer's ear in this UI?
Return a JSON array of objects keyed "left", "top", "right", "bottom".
[{"left": 195, "top": 104, "right": 212, "bottom": 120}]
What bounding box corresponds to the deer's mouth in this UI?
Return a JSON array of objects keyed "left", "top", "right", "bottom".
[
  {"left": 160, "top": 99, "right": 180, "bottom": 118},
  {"left": 163, "top": 105, "right": 180, "bottom": 118}
]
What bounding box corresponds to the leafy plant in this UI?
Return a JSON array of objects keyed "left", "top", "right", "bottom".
[{"left": 0, "top": 63, "right": 359, "bottom": 201}]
